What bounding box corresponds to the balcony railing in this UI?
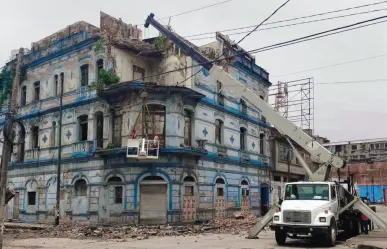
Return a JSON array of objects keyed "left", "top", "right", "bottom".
[
  {"left": 25, "top": 149, "right": 40, "bottom": 160},
  {"left": 240, "top": 150, "right": 250, "bottom": 161},
  {"left": 73, "top": 141, "right": 93, "bottom": 153},
  {"left": 77, "top": 86, "right": 91, "bottom": 98},
  {"left": 216, "top": 145, "right": 227, "bottom": 156}
]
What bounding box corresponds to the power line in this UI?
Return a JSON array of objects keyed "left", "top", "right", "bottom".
[
  {"left": 185, "top": 0, "right": 387, "bottom": 38},
  {"left": 188, "top": 8, "right": 387, "bottom": 41},
  {"left": 271, "top": 54, "right": 387, "bottom": 78},
  {"left": 174, "top": 0, "right": 292, "bottom": 87}
]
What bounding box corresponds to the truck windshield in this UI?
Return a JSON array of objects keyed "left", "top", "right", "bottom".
[{"left": 284, "top": 184, "right": 329, "bottom": 201}]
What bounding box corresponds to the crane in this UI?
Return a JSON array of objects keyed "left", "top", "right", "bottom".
[{"left": 144, "top": 13, "right": 387, "bottom": 246}]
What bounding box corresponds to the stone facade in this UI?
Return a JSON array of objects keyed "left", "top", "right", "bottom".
[{"left": 2, "top": 12, "right": 272, "bottom": 224}]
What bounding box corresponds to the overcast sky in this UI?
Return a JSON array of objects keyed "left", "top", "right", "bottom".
[{"left": 1, "top": 0, "right": 387, "bottom": 142}]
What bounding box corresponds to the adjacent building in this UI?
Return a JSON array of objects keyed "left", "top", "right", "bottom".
[
  {"left": 0, "top": 12, "right": 273, "bottom": 224},
  {"left": 324, "top": 138, "right": 387, "bottom": 203}
]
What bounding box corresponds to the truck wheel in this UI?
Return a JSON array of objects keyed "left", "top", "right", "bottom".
[
  {"left": 275, "top": 228, "right": 287, "bottom": 245},
  {"left": 325, "top": 219, "right": 337, "bottom": 247}
]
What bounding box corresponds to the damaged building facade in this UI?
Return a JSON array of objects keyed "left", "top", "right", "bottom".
[{"left": 2, "top": 12, "right": 272, "bottom": 224}]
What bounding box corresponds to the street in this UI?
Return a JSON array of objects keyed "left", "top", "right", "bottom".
[{"left": 5, "top": 205, "right": 387, "bottom": 249}]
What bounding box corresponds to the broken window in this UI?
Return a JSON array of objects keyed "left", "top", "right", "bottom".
[
  {"left": 33, "top": 81, "right": 40, "bottom": 101},
  {"left": 78, "top": 115, "right": 88, "bottom": 141},
  {"left": 21, "top": 86, "right": 27, "bottom": 106},
  {"left": 108, "top": 177, "right": 123, "bottom": 204},
  {"left": 31, "top": 126, "right": 39, "bottom": 149},
  {"left": 74, "top": 179, "right": 87, "bottom": 197},
  {"left": 184, "top": 110, "right": 192, "bottom": 146},
  {"left": 28, "top": 192, "right": 36, "bottom": 205},
  {"left": 80, "top": 64, "right": 89, "bottom": 86},
  {"left": 240, "top": 127, "right": 247, "bottom": 150},
  {"left": 240, "top": 99, "right": 247, "bottom": 114},
  {"left": 215, "top": 119, "right": 223, "bottom": 145},
  {"left": 96, "top": 59, "right": 104, "bottom": 80},
  {"left": 95, "top": 112, "right": 104, "bottom": 148},
  {"left": 133, "top": 65, "right": 145, "bottom": 81},
  {"left": 54, "top": 75, "right": 58, "bottom": 96},
  {"left": 216, "top": 81, "right": 224, "bottom": 106}
]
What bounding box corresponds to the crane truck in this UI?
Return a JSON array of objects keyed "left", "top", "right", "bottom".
[{"left": 144, "top": 13, "right": 387, "bottom": 247}]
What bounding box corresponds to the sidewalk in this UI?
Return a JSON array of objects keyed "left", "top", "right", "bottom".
[{"left": 347, "top": 230, "right": 387, "bottom": 249}]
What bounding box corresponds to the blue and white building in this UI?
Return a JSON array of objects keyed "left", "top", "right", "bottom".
[{"left": 1, "top": 12, "right": 272, "bottom": 225}]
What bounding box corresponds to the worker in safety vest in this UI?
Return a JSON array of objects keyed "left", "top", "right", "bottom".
[{"left": 361, "top": 200, "right": 369, "bottom": 234}]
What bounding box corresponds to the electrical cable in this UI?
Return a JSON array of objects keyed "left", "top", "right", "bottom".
[
  {"left": 185, "top": 0, "right": 387, "bottom": 38},
  {"left": 174, "top": 0, "right": 292, "bottom": 87},
  {"left": 188, "top": 7, "right": 387, "bottom": 41}
]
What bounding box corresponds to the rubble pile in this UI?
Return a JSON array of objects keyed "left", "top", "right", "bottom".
[{"left": 6, "top": 212, "right": 266, "bottom": 240}]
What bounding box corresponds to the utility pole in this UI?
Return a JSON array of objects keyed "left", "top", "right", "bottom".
[
  {"left": 0, "top": 48, "right": 24, "bottom": 249},
  {"left": 54, "top": 78, "right": 63, "bottom": 226}
]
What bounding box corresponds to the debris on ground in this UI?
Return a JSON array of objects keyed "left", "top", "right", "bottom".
[{"left": 5, "top": 212, "right": 266, "bottom": 240}]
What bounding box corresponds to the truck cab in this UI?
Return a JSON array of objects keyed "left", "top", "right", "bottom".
[{"left": 272, "top": 182, "right": 339, "bottom": 246}]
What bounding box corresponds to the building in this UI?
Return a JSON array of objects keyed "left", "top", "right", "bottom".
[
  {"left": 269, "top": 128, "right": 329, "bottom": 205},
  {"left": 324, "top": 138, "right": 387, "bottom": 203},
  {"left": 0, "top": 12, "right": 273, "bottom": 224}
]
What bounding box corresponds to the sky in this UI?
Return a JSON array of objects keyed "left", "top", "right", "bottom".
[{"left": 1, "top": 0, "right": 387, "bottom": 142}]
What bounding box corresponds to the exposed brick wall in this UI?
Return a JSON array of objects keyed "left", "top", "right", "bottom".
[{"left": 331, "top": 162, "right": 387, "bottom": 185}]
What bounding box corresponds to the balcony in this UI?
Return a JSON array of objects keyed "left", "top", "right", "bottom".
[
  {"left": 77, "top": 86, "right": 91, "bottom": 99},
  {"left": 72, "top": 141, "right": 94, "bottom": 156},
  {"left": 216, "top": 145, "right": 227, "bottom": 156},
  {"left": 25, "top": 149, "right": 40, "bottom": 160}
]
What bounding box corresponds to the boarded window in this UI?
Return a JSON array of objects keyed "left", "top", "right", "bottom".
[
  {"left": 28, "top": 192, "right": 36, "bottom": 205},
  {"left": 74, "top": 179, "right": 87, "bottom": 197}
]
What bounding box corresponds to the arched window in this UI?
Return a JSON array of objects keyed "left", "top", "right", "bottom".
[
  {"left": 108, "top": 176, "right": 123, "bottom": 204},
  {"left": 241, "top": 180, "right": 249, "bottom": 196},
  {"left": 215, "top": 178, "right": 225, "bottom": 196},
  {"left": 143, "top": 175, "right": 165, "bottom": 181},
  {"left": 78, "top": 115, "right": 88, "bottom": 141},
  {"left": 74, "top": 179, "right": 87, "bottom": 197},
  {"left": 183, "top": 176, "right": 195, "bottom": 197},
  {"left": 96, "top": 59, "right": 104, "bottom": 81},
  {"left": 95, "top": 112, "right": 104, "bottom": 148},
  {"left": 215, "top": 119, "right": 223, "bottom": 145},
  {"left": 240, "top": 127, "right": 247, "bottom": 150}
]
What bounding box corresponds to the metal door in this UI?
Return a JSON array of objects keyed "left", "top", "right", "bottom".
[{"left": 140, "top": 184, "right": 167, "bottom": 224}]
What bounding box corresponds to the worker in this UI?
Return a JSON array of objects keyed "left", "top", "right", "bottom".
[{"left": 361, "top": 200, "right": 369, "bottom": 234}]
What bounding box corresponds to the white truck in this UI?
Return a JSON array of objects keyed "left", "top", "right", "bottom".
[{"left": 144, "top": 13, "right": 387, "bottom": 247}]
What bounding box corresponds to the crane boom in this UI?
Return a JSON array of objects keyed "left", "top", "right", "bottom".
[{"left": 145, "top": 13, "right": 346, "bottom": 180}]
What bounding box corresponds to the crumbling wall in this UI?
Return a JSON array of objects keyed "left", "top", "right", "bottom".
[{"left": 100, "top": 12, "right": 142, "bottom": 40}]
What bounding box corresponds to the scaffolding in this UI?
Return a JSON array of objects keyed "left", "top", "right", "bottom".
[{"left": 271, "top": 77, "right": 315, "bottom": 133}]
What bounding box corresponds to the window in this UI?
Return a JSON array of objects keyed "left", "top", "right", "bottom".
[
  {"left": 74, "top": 179, "right": 87, "bottom": 197},
  {"left": 331, "top": 186, "right": 336, "bottom": 200},
  {"left": 274, "top": 176, "right": 281, "bottom": 182},
  {"left": 21, "top": 86, "right": 27, "bottom": 106},
  {"left": 240, "top": 99, "right": 247, "bottom": 114},
  {"left": 96, "top": 59, "right": 104, "bottom": 80},
  {"left": 78, "top": 115, "right": 88, "bottom": 141},
  {"left": 376, "top": 143, "right": 380, "bottom": 149},
  {"left": 133, "top": 65, "right": 145, "bottom": 80},
  {"left": 240, "top": 127, "right": 247, "bottom": 150},
  {"left": 260, "top": 133, "right": 265, "bottom": 155},
  {"left": 51, "top": 121, "right": 56, "bottom": 146},
  {"left": 111, "top": 110, "right": 122, "bottom": 147},
  {"left": 60, "top": 72, "right": 64, "bottom": 95},
  {"left": 80, "top": 64, "right": 89, "bottom": 86},
  {"left": 217, "top": 187, "right": 224, "bottom": 196},
  {"left": 241, "top": 180, "right": 249, "bottom": 196},
  {"left": 95, "top": 112, "right": 104, "bottom": 148},
  {"left": 33, "top": 81, "right": 40, "bottom": 101},
  {"left": 285, "top": 184, "right": 329, "bottom": 200},
  {"left": 31, "top": 126, "right": 39, "bottom": 149},
  {"left": 279, "top": 146, "right": 287, "bottom": 162},
  {"left": 216, "top": 81, "right": 224, "bottom": 106},
  {"left": 335, "top": 145, "right": 342, "bottom": 153},
  {"left": 28, "top": 192, "right": 36, "bottom": 205},
  {"left": 215, "top": 119, "right": 223, "bottom": 145},
  {"left": 108, "top": 176, "right": 123, "bottom": 204},
  {"left": 370, "top": 144, "right": 375, "bottom": 150},
  {"left": 54, "top": 75, "right": 58, "bottom": 96},
  {"left": 184, "top": 110, "right": 192, "bottom": 146},
  {"left": 143, "top": 105, "right": 166, "bottom": 147},
  {"left": 351, "top": 144, "right": 357, "bottom": 151}
]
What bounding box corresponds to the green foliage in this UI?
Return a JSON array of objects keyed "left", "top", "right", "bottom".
[
  {"left": 0, "top": 68, "right": 13, "bottom": 105},
  {"left": 93, "top": 39, "right": 106, "bottom": 54},
  {"left": 91, "top": 69, "right": 120, "bottom": 92},
  {"left": 153, "top": 36, "right": 166, "bottom": 51},
  {"left": 106, "top": 143, "right": 118, "bottom": 150}
]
